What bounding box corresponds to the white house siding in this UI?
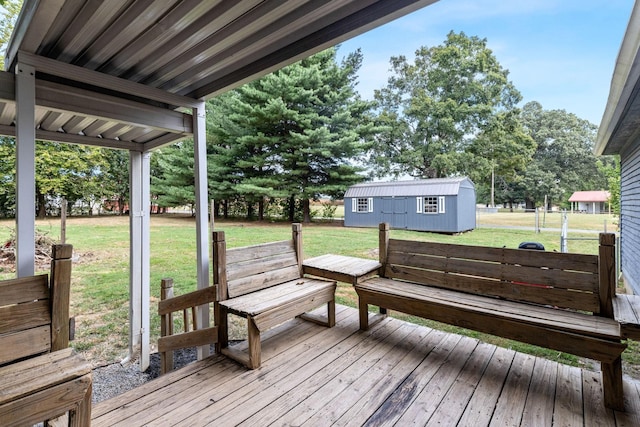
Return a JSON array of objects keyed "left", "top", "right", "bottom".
[{"left": 621, "top": 142, "right": 640, "bottom": 294}]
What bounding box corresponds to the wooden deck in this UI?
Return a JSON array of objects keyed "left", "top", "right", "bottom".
[{"left": 93, "top": 305, "right": 640, "bottom": 426}]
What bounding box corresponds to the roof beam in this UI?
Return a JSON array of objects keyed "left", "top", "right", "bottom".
[
  {"left": 0, "top": 123, "right": 142, "bottom": 151},
  {"left": 17, "top": 51, "right": 202, "bottom": 108},
  {"left": 36, "top": 79, "right": 192, "bottom": 135}
]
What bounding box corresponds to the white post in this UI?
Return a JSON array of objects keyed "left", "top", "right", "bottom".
[
  {"left": 129, "top": 150, "right": 151, "bottom": 371},
  {"left": 193, "top": 102, "right": 210, "bottom": 359},
  {"left": 15, "top": 63, "right": 36, "bottom": 277},
  {"left": 560, "top": 211, "right": 568, "bottom": 253}
]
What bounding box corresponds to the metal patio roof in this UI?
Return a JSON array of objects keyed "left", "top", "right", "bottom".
[{"left": 0, "top": 0, "right": 437, "bottom": 151}]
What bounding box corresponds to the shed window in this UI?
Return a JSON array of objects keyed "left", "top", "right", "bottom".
[
  {"left": 424, "top": 197, "right": 438, "bottom": 213},
  {"left": 417, "top": 196, "right": 445, "bottom": 214},
  {"left": 352, "top": 197, "right": 373, "bottom": 213}
]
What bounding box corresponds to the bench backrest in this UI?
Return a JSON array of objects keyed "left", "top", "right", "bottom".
[
  {"left": 378, "top": 223, "right": 616, "bottom": 316},
  {"left": 0, "top": 244, "right": 73, "bottom": 366},
  {"left": 213, "top": 224, "right": 303, "bottom": 300}
]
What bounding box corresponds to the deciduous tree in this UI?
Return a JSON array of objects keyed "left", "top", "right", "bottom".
[{"left": 371, "top": 31, "right": 522, "bottom": 179}]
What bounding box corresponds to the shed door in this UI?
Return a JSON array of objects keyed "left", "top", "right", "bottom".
[{"left": 381, "top": 197, "right": 407, "bottom": 229}]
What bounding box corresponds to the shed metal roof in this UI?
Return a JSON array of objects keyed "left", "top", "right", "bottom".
[
  {"left": 568, "top": 190, "right": 611, "bottom": 203},
  {"left": 344, "top": 177, "right": 473, "bottom": 198},
  {"left": 0, "top": 0, "right": 438, "bottom": 151}
]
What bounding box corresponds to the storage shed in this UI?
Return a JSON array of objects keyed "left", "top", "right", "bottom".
[{"left": 344, "top": 177, "right": 476, "bottom": 233}]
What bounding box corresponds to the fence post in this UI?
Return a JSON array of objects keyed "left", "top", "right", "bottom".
[
  {"left": 160, "top": 278, "right": 174, "bottom": 373},
  {"left": 599, "top": 233, "right": 616, "bottom": 318},
  {"left": 213, "top": 231, "right": 227, "bottom": 352},
  {"left": 292, "top": 223, "right": 303, "bottom": 275},
  {"left": 560, "top": 211, "right": 568, "bottom": 253},
  {"left": 50, "top": 244, "right": 73, "bottom": 351},
  {"left": 379, "top": 223, "right": 390, "bottom": 275}
]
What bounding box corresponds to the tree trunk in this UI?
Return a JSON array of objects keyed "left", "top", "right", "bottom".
[
  {"left": 37, "top": 193, "right": 47, "bottom": 219},
  {"left": 247, "top": 201, "right": 254, "bottom": 220},
  {"left": 288, "top": 195, "right": 295, "bottom": 222},
  {"left": 223, "top": 200, "right": 229, "bottom": 219},
  {"left": 302, "top": 198, "right": 311, "bottom": 223},
  {"left": 258, "top": 198, "right": 264, "bottom": 221}
]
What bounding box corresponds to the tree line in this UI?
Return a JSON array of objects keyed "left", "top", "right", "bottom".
[{"left": 0, "top": 32, "right": 617, "bottom": 220}]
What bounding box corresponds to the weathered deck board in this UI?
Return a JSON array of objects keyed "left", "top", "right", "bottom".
[
  {"left": 613, "top": 294, "right": 640, "bottom": 340},
  {"left": 93, "top": 305, "right": 640, "bottom": 426}
]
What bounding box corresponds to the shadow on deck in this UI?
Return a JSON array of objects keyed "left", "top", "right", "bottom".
[{"left": 92, "top": 305, "right": 640, "bottom": 426}]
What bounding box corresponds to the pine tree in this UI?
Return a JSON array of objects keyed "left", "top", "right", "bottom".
[{"left": 209, "top": 47, "right": 372, "bottom": 222}]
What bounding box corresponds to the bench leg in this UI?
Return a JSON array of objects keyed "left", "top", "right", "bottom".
[
  {"left": 327, "top": 299, "right": 336, "bottom": 328},
  {"left": 247, "top": 316, "right": 261, "bottom": 369},
  {"left": 359, "top": 298, "right": 370, "bottom": 331},
  {"left": 216, "top": 304, "right": 229, "bottom": 353},
  {"left": 298, "top": 299, "right": 336, "bottom": 328},
  {"left": 69, "top": 375, "right": 92, "bottom": 427},
  {"left": 357, "top": 294, "right": 387, "bottom": 331},
  {"left": 602, "top": 356, "right": 624, "bottom": 411}
]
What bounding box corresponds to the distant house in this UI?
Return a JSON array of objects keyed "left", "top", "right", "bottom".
[
  {"left": 344, "top": 177, "right": 476, "bottom": 233},
  {"left": 568, "top": 191, "right": 611, "bottom": 214}
]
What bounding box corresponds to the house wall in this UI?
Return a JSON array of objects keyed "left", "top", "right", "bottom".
[
  {"left": 621, "top": 142, "right": 640, "bottom": 294},
  {"left": 575, "top": 201, "right": 607, "bottom": 214}
]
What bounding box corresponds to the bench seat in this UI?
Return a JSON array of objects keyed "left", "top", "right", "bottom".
[
  {"left": 0, "top": 348, "right": 92, "bottom": 425},
  {"left": 356, "top": 277, "right": 624, "bottom": 362},
  {"left": 219, "top": 278, "right": 336, "bottom": 331}
]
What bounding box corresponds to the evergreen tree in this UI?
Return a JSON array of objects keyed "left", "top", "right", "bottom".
[
  {"left": 151, "top": 140, "right": 197, "bottom": 214},
  {"left": 209, "top": 47, "right": 372, "bottom": 222}
]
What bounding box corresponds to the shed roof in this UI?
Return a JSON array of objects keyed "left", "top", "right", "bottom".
[
  {"left": 568, "top": 190, "right": 611, "bottom": 203},
  {"left": 0, "top": 0, "right": 437, "bottom": 151},
  {"left": 344, "top": 177, "right": 473, "bottom": 198}
]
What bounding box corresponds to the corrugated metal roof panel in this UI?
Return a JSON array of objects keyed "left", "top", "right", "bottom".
[
  {"left": 345, "top": 177, "right": 473, "bottom": 198},
  {"left": 568, "top": 191, "right": 611, "bottom": 202}
]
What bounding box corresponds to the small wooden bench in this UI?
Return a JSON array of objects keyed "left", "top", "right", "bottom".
[
  {"left": 355, "top": 223, "right": 626, "bottom": 410},
  {"left": 0, "top": 244, "right": 92, "bottom": 426},
  {"left": 214, "top": 223, "right": 336, "bottom": 369}
]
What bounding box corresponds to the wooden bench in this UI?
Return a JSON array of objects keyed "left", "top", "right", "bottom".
[
  {"left": 354, "top": 223, "right": 626, "bottom": 410},
  {"left": 214, "top": 223, "right": 336, "bottom": 369},
  {"left": 0, "top": 244, "right": 92, "bottom": 426}
]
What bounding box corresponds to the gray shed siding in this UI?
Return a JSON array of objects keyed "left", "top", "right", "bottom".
[
  {"left": 344, "top": 178, "right": 476, "bottom": 233},
  {"left": 621, "top": 142, "right": 640, "bottom": 295}
]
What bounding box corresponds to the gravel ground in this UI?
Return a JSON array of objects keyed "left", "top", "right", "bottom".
[{"left": 92, "top": 348, "right": 202, "bottom": 403}]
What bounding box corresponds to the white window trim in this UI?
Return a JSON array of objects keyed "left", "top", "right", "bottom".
[{"left": 438, "top": 196, "right": 445, "bottom": 214}]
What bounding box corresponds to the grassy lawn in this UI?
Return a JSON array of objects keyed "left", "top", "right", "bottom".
[{"left": 0, "top": 213, "right": 631, "bottom": 375}]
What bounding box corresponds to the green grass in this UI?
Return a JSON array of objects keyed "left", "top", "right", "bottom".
[{"left": 0, "top": 213, "right": 628, "bottom": 370}]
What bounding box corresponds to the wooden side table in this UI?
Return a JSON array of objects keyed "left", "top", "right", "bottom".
[{"left": 302, "top": 254, "right": 381, "bottom": 285}]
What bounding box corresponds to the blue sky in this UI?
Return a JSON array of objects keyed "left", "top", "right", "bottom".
[{"left": 338, "top": 0, "right": 634, "bottom": 126}]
